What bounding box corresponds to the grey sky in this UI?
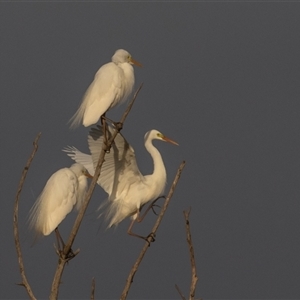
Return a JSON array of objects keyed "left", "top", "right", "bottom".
[{"left": 1, "top": 2, "right": 300, "bottom": 299}]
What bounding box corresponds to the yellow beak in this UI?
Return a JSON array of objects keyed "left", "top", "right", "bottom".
[
  {"left": 162, "top": 136, "right": 179, "bottom": 146},
  {"left": 130, "top": 57, "right": 142, "bottom": 67}
]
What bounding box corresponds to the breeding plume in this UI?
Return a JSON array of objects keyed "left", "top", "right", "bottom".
[
  {"left": 70, "top": 49, "right": 142, "bottom": 128},
  {"left": 64, "top": 126, "right": 178, "bottom": 238},
  {"left": 29, "top": 163, "right": 91, "bottom": 246}
]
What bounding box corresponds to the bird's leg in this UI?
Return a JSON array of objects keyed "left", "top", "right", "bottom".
[
  {"left": 102, "top": 116, "right": 110, "bottom": 153},
  {"left": 55, "top": 227, "right": 64, "bottom": 253},
  {"left": 100, "top": 113, "right": 105, "bottom": 125},
  {"left": 137, "top": 196, "right": 166, "bottom": 222},
  {"left": 127, "top": 213, "right": 156, "bottom": 245},
  {"left": 54, "top": 228, "right": 76, "bottom": 261},
  {"left": 126, "top": 197, "right": 166, "bottom": 245}
]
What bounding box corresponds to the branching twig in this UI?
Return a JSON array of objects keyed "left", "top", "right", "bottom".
[
  {"left": 175, "top": 209, "right": 199, "bottom": 300},
  {"left": 13, "top": 133, "right": 41, "bottom": 300},
  {"left": 184, "top": 208, "right": 198, "bottom": 300},
  {"left": 90, "top": 277, "right": 95, "bottom": 300},
  {"left": 50, "top": 84, "right": 143, "bottom": 300},
  {"left": 175, "top": 283, "right": 186, "bottom": 300},
  {"left": 120, "top": 160, "right": 186, "bottom": 300}
]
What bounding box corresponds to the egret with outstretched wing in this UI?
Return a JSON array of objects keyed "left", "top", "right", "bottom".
[{"left": 64, "top": 126, "right": 178, "bottom": 239}]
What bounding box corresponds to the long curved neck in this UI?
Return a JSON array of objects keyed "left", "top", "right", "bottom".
[{"left": 145, "top": 138, "right": 167, "bottom": 183}]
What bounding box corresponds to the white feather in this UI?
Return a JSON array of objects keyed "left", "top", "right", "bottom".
[
  {"left": 64, "top": 126, "right": 178, "bottom": 228},
  {"left": 29, "top": 163, "right": 89, "bottom": 237},
  {"left": 69, "top": 49, "right": 140, "bottom": 128}
]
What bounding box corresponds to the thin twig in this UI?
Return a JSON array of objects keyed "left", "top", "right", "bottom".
[
  {"left": 13, "top": 133, "right": 41, "bottom": 300},
  {"left": 175, "top": 283, "right": 186, "bottom": 300},
  {"left": 120, "top": 160, "right": 186, "bottom": 300},
  {"left": 183, "top": 208, "right": 198, "bottom": 300},
  {"left": 50, "top": 84, "right": 143, "bottom": 300},
  {"left": 90, "top": 277, "right": 95, "bottom": 300}
]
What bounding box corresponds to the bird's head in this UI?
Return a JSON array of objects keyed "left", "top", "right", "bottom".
[
  {"left": 145, "top": 130, "right": 179, "bottom": 146},
  {"left": 112, "top": 49, "right": 142, "bottom": 67}
]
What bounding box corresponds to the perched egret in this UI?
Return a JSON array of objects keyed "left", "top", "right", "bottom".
[
  {"left": 29, "top": 163, "right": 92, "bottom": 254},
  {"left": 70, "top": 49, "right": 142, "bottom": 128},
  {"left": 64, "top": 126, "right": 178, "bottom": 239}
]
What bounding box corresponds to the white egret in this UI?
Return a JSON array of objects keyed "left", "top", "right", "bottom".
[
  {"left": 64, "top": 126, "right": 178, "bottom": 240},
  {"left": 70, "top": 49, "right": 142, "bottom": 128},
  {"left": 29, "top": 163, "right": 92, "bottom": 254}
]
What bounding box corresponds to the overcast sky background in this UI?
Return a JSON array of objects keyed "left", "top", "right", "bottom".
[{"left": 1, "top": 2, "right": 300, "bottom": 299}]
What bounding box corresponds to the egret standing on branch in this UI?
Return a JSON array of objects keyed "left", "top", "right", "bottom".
[
  {"left": 69, "top": 49, "right": 142, "bottom": 128},
  {"left": 64, "top": 126, "right": 178, "bottom": 240},
  {"left": 28, "top": 163, "right": 92, "bottom": 255}
]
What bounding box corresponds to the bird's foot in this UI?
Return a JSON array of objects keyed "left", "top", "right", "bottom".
[
  {"left": 112, "top": 121, "right": 123, "bottom": 131},
  {"left": 63, "top": 248, "right": 80, "bottom": 263},
  {"left": 151, "top": 204, "right": 161, "bottom": 216},
  {"left": 127, "top": 228, "right": 155, "bottom": 245},
  {"left": 65, "top": 249, "right": 75, "bottom": 260},
  {"left": 149, "top": 196, "right": 165, "bottom": 216},
  {"left": 143, "top": 232, "right": 156, "bottom": 246},
  {"left": 101, "top": 115, "right": 122, "bottom": 131},
  {"left": 54, "top": 244, "right": 79, "bottom": 262}
]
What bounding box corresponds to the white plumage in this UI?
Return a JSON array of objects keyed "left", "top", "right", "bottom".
[
  {"left": 29, "top": 163, "right": 90, "bottom": 237},
  {"left": 70, "top": 49, "right": 141, "bottom": 128},
  {"left": 64, "top": 126, "right": 178, "bottom": 230}
]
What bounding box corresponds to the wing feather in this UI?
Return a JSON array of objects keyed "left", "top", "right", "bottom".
[
  {"left": 88, "top": 125, "right": 143, "bottom": 197},
  {"left": 63, "top": 146, "right": 95, "bottom": 176},
  {"left": 70, "top": 62, "right": 124, "bottom": 127},
  {"left": 82, "top": 63, "right": 123, "bottom": 126}
]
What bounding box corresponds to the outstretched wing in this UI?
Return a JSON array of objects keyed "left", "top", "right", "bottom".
[
  {"left": 63, "top": 146, "right": 95, "bottom": 176},
  {"left": 88, "top": 125, "right": 144, "bottom": 198}
]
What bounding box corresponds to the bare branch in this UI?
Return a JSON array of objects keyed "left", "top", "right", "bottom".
[
  {"left": 120, "top": 160, "right": 186, "bottom": 300},
  {"left": 13, "top": 133, "right": 41, "bottom": 300},
  {"left": 50, "top": 84, "right": 143, "bottom": 299},
  {"left": 183, "top": 208, "right": 198, "bottom": 300},
  {"left": 175, "top": 283, "right": 186, "bottom": 300},
  {"left": 90, "top": 277, "right": 95, "bottom": 300}
]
